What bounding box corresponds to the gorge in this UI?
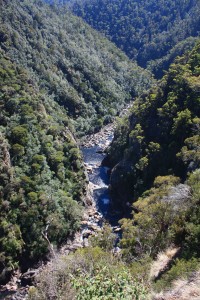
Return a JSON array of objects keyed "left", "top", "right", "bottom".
[{"left": 0, "top": 0, "right": 200, "bottom": 299}]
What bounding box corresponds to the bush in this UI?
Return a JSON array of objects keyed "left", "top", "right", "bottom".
[
  {"left": 29, "top": 248, "right": 149, "bottom": 300},
  {"left": 153, "top": 258, "right": 200, "bottom": 292}
]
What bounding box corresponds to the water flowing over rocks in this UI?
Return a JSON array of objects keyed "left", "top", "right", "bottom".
[
  {"left": 0, "top": 106, "right": 131, "bottom": 299},
  {"left": 80, "top": 123, "right": 115, "bottom": 150},
  {"left": 63, "top": 116, "right": 126, "bottom": 253},
  {"left": 59, "top": 122, "right": 116, "bottom": 255},
  {"left": 62, "top": 105, "right": 133, "bottom": 255}
]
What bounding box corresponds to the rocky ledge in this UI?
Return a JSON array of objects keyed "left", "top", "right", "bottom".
[{"left": 0, "top": 269, "right": 29, "bottom": 300}]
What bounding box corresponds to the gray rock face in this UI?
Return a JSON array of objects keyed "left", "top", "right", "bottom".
[{"left": 110, "top": 160, "right": 133, "bottom": 210}]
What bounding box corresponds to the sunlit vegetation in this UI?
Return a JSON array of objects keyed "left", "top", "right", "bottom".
[
  {"left": 71, "top": 0, "right": 200, "bottom": 78},
  {"left": 0, "top": 50, "right": 85, "bottom": 281},
  {"left": 107, "top": 42, "right": 200, "bottom": 292},
  {"left": 1, "top": 0, "right": 200, "bottom": 297},
  {"left": 0, "top": 0, "right": 153, "bottom": 136},
  {"left": 27, "top": 247, "right": 149, "bottom": 300},
  {"left": 0, "top": 0, "right": 154, "bottom": 286},
  {"left": 108, "top": 41, "right": 200, "bottom": 205}
]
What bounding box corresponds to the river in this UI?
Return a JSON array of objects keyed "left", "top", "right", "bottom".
[
  {"left": 0, "top": 125, "right": 123, "bottom": 299},
  {"left": 81, "top": 134, "right": 123, "bottom": 227}
]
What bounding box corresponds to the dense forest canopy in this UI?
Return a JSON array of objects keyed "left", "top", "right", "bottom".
[
  {"left": 108, "top": 41, "right": 200, "bottom": 205},
  {"left": 107, "top": 41, "right": 200, "bottom": 266},
  {"left": 0, "top": 0, "right": 200, "bottom": 297},
  {"left": 70, "top": 0, "right": 200, "bottom": 77},
  {"left": 0, "top": 50, "right": 86, "bottom": 281},
  {"left": 27, "top": 42, "right": 200, "bottom": 300},
  {"left": 0, "top": 0, "right": 153, "bottom": 136},
  {"left": 0, "top": 0, "right": 154, "bottom": 282},
  {"left": 0, "top": 0, "right": 147, "bottom": 279}
]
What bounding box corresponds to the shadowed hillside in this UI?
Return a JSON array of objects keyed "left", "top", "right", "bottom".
[{"left": 71, "top": 0, "right": 200, "bottom": 77}]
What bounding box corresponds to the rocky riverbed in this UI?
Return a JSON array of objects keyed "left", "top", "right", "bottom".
[
  {"left": 0, "top": 104, "right": 133, "bottom": 299},
  {"left": 80, "top": 123, "right": 115, "bottom": 150},
  {"left": 80, "top": 103, "right": 132, "bottom": 150},
  {"left": 0, "top": 124, "right": 116, "bottom": 300}
]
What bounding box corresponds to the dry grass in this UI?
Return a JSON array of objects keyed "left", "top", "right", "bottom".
[
  {"left": 150, "top": 247, "right": 180, "bottom": 281},
  {"left": 152, "top": 270, "right": 200, "bottom": 300}
]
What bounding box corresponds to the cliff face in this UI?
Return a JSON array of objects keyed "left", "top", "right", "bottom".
[{"left": 108, "top": 42, "right": 200, "bottom": 208}]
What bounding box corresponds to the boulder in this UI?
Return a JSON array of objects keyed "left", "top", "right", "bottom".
[
  {"left": 83, "top": 238, "right": 89, "bottom": 247},
  {"left": 113, "top": 227, "right": 121, "bottom": 233},
  {"left": 82, "top": 230, "right": 93, "bottom": 238},
  {"left": 87, "top": 224, "right": 101, "bottom": 232}
]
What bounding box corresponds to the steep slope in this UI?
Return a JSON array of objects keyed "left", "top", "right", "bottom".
[
  {"left": 108, "top": 41, "right": 200, "bottom": 207},
  {"left": 0, "top": 0, "right": 154, "bottom": 283},
  {"left": 102, "top": 42, "right": 200, "bottom": 296},
  {"left": 0, "top": 0, "right": 153, "bottom": 136},
  {"left": 71, "top": 0, "right": 200, "bottom": 78},
  {"left": 0, "top": 50, "right": 86, "bottom": 282}
]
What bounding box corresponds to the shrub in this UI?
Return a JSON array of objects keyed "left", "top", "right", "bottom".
[{"left": 29, "top": 248, "right": 149, "bottom": 300}]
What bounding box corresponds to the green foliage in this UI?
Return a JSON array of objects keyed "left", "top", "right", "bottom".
[
  {"left": 11, "top": 126, "right": 28, "bottom": 145},
  {"left": 119, "top": 175, "right": 187, "bottom": 259},
  {"left": 72, "top": 265, "right": 148, "bottom": 300},
  {"left": 71, "top": 0, "right": 200, "bottom": 77},
  {"left": 11, "top": 143, "right": 25, "bottom": 156},
  {"left": 109, "top": 43, "right": 200, "bottom": 269},
  {"left": 0, "top": 0, "right": 153, "bottom": 136},
  {"left": 89, "top": 223, "right": 116, "bottom": 251},
  {"left": 183, "top": 170, "right": 200, "bottom": 257},
  {"left": 0, "top": 221, "right": 24, "bottom": 271},
  {"left": 29, "top": 247, "right": 149, "bottom": 300},
  {"left": 154, "top": 258, "right": 200, "bottom": 292},
  {"left": 108, "top": 42, "right": 200, "bottom": 205},
  {"left": 149, "top": 170, "right": 200, "bottom": 293},
  {"left": 119, "top": 168, "right": 200, "bottom": 294},
  {"left": 0, "top": 50, "right": 85, "bottom": 279},
  {"left": 178, "top": 135, "right": 200, "bottom": 171}
]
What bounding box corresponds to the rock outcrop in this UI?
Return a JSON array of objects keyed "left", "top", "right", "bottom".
[{"left": 109, "top": 160, "right": 134, "bottom": 210}]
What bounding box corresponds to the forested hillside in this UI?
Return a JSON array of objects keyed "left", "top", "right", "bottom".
[
  {"left": 0, "top": 50, "right": 86, "bottom": 281},
  {"left": 106, "top": 43, "right": 200, "bottom": 282},
  {"left": 0, "top": 0, "right": 153, "bottom": 136},
  {"left": 0, "top": 0, "right": 155, "bottom": 284},
  {"left": 27, "top": 43, "right": 200, "bottom": 298},
  {"left": 1, "top": 0, "right": 200, "bottom": 298},
  {"left": 71, "top": 0, "right": 200, "bottom": 77},
  {"left": 108, "top": 41, "right": 200, "bottom": 206},
  {"left": 0, "top": 0, "right": 154, "bottom": 283}
]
